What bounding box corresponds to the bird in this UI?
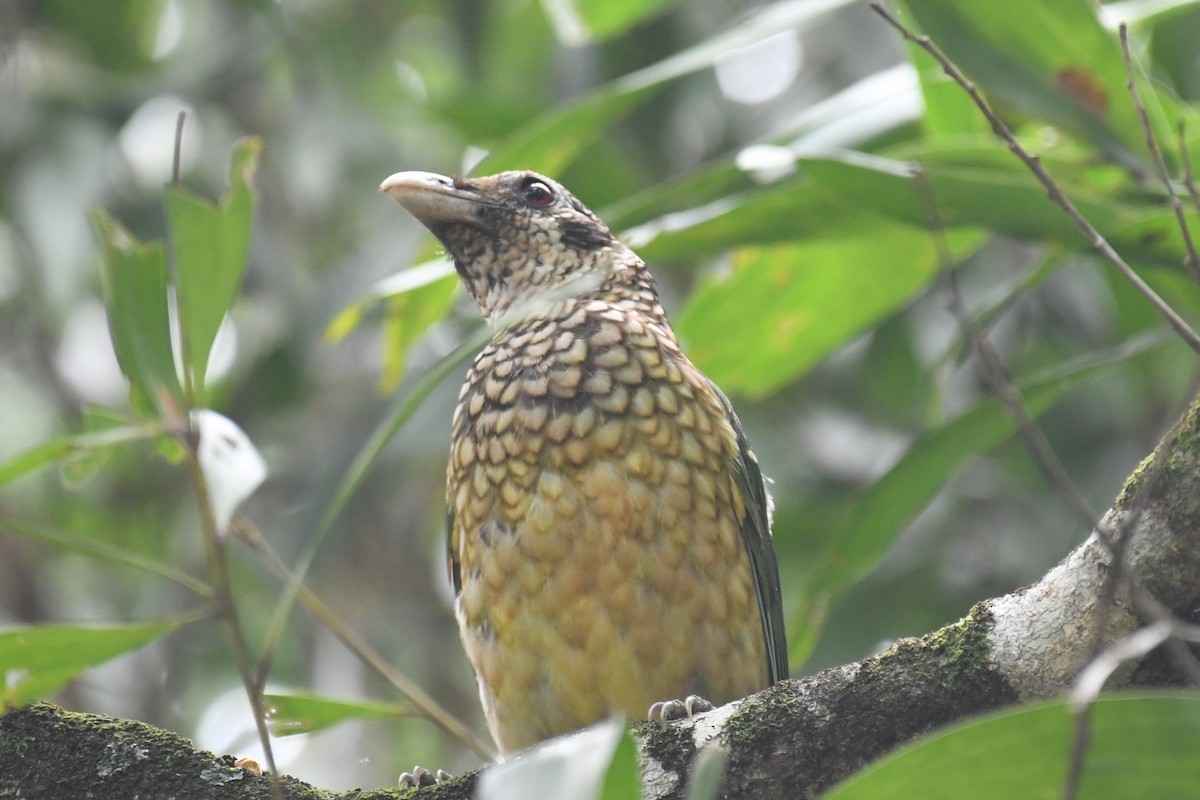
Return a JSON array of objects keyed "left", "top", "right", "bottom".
[{"left": 380, "top": 169, "right": 788, "bottom": 757}]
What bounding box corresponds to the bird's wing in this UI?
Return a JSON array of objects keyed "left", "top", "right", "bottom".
[
  {"left": 710, "top": 381, "right": 789, "bottom": 685},
  {"left": 446, "top": 504, "right": 463, "bottom": 596}
]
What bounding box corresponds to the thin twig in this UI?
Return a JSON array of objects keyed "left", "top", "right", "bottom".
[
  {"left": 912, "top": 166, "right": 1100, "bottom": 532},
  {"left": 1072, "top": 619, "right": 1175, "bottom": 711},
  {"left": 1061, "top": 409, "right": 1200, "bottom": 799},
  {"left": 1060, "top": 454, "right": 1156, "bottom": 800},
  {"left": 1118, "top": 25, "right": 1200, "bottom": 282},
  {"left": 1062, "top": 707, "right": 1092, "bottom": 800},
  {"left": 1083, "top": 507, "right": 1147, "bottom": 666},
  {"left": 889, "top": 2, "right": 1200, "bottom": 788},
  {"left": 869, "top": 2, "right": 1200, "bottom": 356},
  {"left": 912, "top": 160, "right": 1104, "bottom": 800},
  {"left": 1180, "top": 120, "right": 1200, "bottom": 218},
  {"left": 0, "top": 520, "right": 214, "bottom": 599},
  {"left": 1109, "top": 408, "right": 1200, "bottom": 688},
  {"left": 172, "top": 110, "right": 186, "bottom": 186},
  {"left": 232, "top": 516, "right": 498, "bottom": 762},
  {"left": 253, "top": 324, "right": 491, "bottom": 689},
  {"left": 183, "top": 430, "right": 282, "bottom": 795},
  {"left": 1129, "top": 581, "right": 1200, "bottom": 686},
  {"left": 166, "top": 108, "right": 279, "bottom": 794},
  {"left": 881, "top": 17, "right": 1200, "bottom": 796},
  {"left": 169, "top": 110, "right": 198, "bottom": 409}
]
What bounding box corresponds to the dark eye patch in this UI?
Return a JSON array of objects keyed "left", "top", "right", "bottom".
[{"left": 560, "top": 217, "right": 614, "bottom": 251}]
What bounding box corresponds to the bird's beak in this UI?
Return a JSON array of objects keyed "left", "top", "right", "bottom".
[{"left": 380, "top": 171, "right": 491, "bottom": 228}]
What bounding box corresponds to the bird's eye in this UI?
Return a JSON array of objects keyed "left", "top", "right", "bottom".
[{"left": 521, "top": 179, "right": 555, "bottom": 208}]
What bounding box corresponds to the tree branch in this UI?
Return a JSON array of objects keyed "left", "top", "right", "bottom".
[
  {"left": 4, "top": 393, "right": 1200, "bottom": 799},
  {"left": 0, "top": 702, "right": 411, "bottom": 800}
]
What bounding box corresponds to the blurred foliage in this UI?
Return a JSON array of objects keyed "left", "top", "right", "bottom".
[
  {"left": 264, "top": 691, "right": 412, "bottom": 737},
  {"left": 824, "top": 693, "right": 1200, "bottom": 798},
  {"left": 2, "top": 0, "right": 1200, "bottom": 792},
  {"left": 0, "top": 618, "right": 188, "bottom": 706}
]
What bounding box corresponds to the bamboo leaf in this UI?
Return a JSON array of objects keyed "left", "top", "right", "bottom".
[
  {"left": 91, "top": 211, "right": 182, "bottom": 417},
  {"left": 165, "top": 137, "right": 261, "bottom": 400},
  {"left": 1, "top": 619, "right": 187, "bottom": 707},
  {"left": 263, "top": 692, "right": 412, "bottom": 736}
]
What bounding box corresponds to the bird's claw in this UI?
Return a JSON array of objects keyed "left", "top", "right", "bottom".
[
  {"left": 398, "top": 766, "right": 452, "bottom": 789},
  {"left": 647, "top": 694, "right": 715, "bottom": 723}
]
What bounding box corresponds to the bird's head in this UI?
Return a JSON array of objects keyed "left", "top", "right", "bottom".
[{"left": 381, "top": 170, "right": 649, "bottom": 327}]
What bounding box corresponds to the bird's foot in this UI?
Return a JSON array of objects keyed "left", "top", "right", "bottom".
[
  {"left": 398, "top": 766, "right": 453, "bottom": 789},
  {"left": 647, "top": 694, "right": 715, "bottom": 723}
]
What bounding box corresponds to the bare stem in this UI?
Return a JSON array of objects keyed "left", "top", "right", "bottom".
[
  {"left": 871, "top": 9, "right": 1200, "bottom": 797},
  {"left": 232, "top": 516, "right": 498, "bottom": 762},
  {"left": 253, "top": 326, "right": 491, "bottom": 691},
  {"left": 1062, "top": 709, "right": 1092, "bottom": 800},
  {"left": 1180, "top": 120, "right": 1200, "bottom": 218},
  {"left": 912, "top": 166, "right": 1099, "bottom": 532},
  {"left": 1118, "top": 24, "right": 1200, "bottom": 282},
  {"left": 184, "top": 428, "right": 282, "bottom": 798},
  {"left": 869, "top": 2, "right": 1200, "bottom": 356},
  {"left": 167, "top": 110, "right": 198, "bottom": 409},
  {"left": 172, "top": 110, "right": 186, "bottom": 186}
]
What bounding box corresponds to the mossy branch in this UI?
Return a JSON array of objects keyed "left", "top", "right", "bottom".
[{"left": 4, "top": 392, "right": 1199, "bottom": 798}]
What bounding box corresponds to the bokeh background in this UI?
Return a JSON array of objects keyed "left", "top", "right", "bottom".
[{"left": 3, "top": 0, "right": 1199, "bottom": 789}]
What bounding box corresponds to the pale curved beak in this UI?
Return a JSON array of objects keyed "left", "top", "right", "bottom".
[{"left": 381, "top": 171, "right": 492, "bottom": 229}]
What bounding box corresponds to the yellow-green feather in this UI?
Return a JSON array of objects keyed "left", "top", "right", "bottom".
[{"left": 448, "top": 297, "right": 773, "bottom": 754}]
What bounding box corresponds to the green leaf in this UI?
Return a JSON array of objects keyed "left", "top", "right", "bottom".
[
  {"left": 166, "top": 137, "right": 261, "bottom": 400},
  {"left": 597, "top": 726, "right": 640, "bottom": 800},
  {"left": 39, "top": 0, "right": 163, "bottom": 73},
  {"left": 813, "top": 334, "right": 1164, "bottom": 595},
  {"left": 824, "top": 694, "right": 1200, "bottom": 799},
  {"left": 602, "top": 63, "right": 925, "bottom": 236},
  {"left": 91, "top": 210, "right": 182, "bottom": 417},
  {"left": 630, "top": 175, "right": 859, "bottom": 264},
  {"left": 801, "top": 151, "right": 1194, "bottom": 267},
  {"left": 474, "top": 75, "right": 656, "bottom": 176},
  {"left": 676, "top": 225, "right": 949, "bottom": 396},
  {"left": 256, "top": 327, "right": 492, "bottom": 672},
  {"left": 897, "top": 8, "right": 989, "bottom": 139},
  {"left": 605, "top": 160, "right": 767, "bottom": 235},
  {"left": 0, "top": 619, "right": 185, "bottom": 706},
  {"left": 479, "top": 0, "right": 858, "bottom": 175},
  {"left": 326, "top": 260, "right": 459, "bottom": 390},
  {"left": 0, "top": 439, "right": 72, "bottom": 487},
  {"left": 379, "top": 273, "right": 460, "bottom": 392},
  {"left": 900, "top": 0, "right": 1170, "bottom": 172},
  {"left": 547, "top": 0, "right": 680, "bottom": 42},
  {"left": 59, "top": 408, "right": 153, "bottom": 487},
  {"left": 326, "top": 259, "right": 456, "bottom": 343},
  {"left": 1149, "top": 3, "right": 1200, "bottom": 102},
  {"left": 263, "top": 692, "right": 412, "bottom": 736},
  {"left": 0, "top": 421, "right": 163, "bottom": 488},
  {"left": 0, "top": 520, "right": 212, "bottom": 597}
]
